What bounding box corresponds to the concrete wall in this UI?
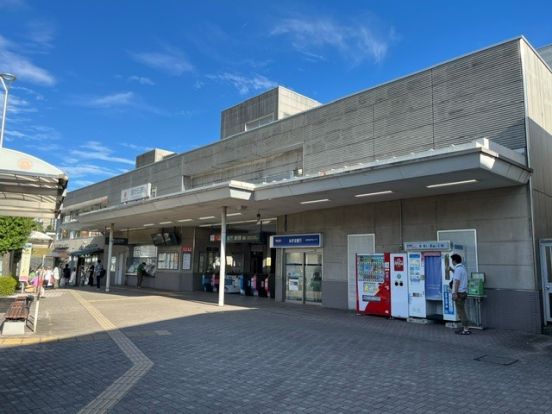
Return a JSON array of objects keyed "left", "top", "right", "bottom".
[
  {"left": 64, "top": 39, "right": 527, "bottom": 212},
  {"left": 278, "top": 186, "right": 539, "bottom": 332}
]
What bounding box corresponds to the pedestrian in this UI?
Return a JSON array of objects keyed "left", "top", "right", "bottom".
[
  {"left": 62, "top": 264, "right": 71, "bottom": 287},
  {"left": 53, "top": 265, "right": 60, "bottom": 288},
  {"left": 69, "top": 267, "right": 77, "bottom": 286},
  {"left": 44, "top": 267, "right": 54, "bottom": 289},
  {"left": 450, "top": 254, "right": 471, "bottom": 335},
  {"left": 136, "top": 262, "right": 147, "bottom": 288},
  {"left": 88, "top": 265, "right": 95, "bottom": 286},
  {"left": 95, "top": 259, "right": 105, "bottom": 289}
]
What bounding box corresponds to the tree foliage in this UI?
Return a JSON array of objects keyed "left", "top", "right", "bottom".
[{"left": 0, "top": 217, "right": 37, "bottom": 255}]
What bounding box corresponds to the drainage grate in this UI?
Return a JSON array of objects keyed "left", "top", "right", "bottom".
[{"left": 475, "top": 354, "right": 518, "bottom": 366}]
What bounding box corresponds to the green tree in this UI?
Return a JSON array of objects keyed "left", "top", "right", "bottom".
[{"left": 0, "top": 217, "right": 37, "bottom": 255}]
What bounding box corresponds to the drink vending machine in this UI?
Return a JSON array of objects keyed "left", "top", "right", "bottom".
[
  {"left": 390, "top": 253, "right": 408, "bottom": 319},
  {"left": 355, "top": 253, "right": 391, "bottom": 317}
]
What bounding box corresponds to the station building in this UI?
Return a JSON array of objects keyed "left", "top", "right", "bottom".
[{"left": 58, "top": 37, "right": 552, "bottom": 333}]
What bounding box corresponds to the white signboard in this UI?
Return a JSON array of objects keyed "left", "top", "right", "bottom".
[{"left": 121, "top": 183, "right": 151, "bottom": 203}]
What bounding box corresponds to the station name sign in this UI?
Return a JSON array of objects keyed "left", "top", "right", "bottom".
[
  {"left": 121, "top": 183, "right": 151, "bottom": 203},
  {"left": 404, "top": 240, "right": 451, "bottom": 251},
  {"left": 270, "top": 233, "right": 323, "bottom": 248},
  {"left": 105, "top": 237, "right": 128, "bottom": 246}
]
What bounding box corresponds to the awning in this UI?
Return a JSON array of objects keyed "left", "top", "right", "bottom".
[
  {"left": 70, "top": 247, "right": 104, "bottom": 256},
  {"left": 62, "top": 139, "right": 531, "bottom": 231},
  {"left": 0, "top": 147, "right": 68, "bottom": 219},
  {"left": 48, "top": 248, "right": 69, "bottom": 258}
]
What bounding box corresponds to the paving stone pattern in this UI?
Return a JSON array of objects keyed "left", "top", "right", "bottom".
[{"left": 1, "top": 287, "right": 552, "bottom": 413}]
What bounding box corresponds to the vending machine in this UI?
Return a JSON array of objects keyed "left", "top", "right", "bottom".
[
  {"left": 407, "top": 251, "right": 426, "bottom": 318},
  {"left": 404, "top": 241, "right": 460, "bottom": 322},
  {"left": 355, "top": 253, "right": 391, "bottom": 317},
  {"left": 390, "top": 253, "right": 408, "bottom": 318}
]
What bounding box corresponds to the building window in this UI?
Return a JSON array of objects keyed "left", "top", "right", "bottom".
[
  {"left": 157, "top": 251, "right": 179, "bottom": 270},
  {"left": 127, "top": 245, "right": 157, "bottom": 276},
  {"left": 245, "top": 113, "right": 274, "bottom": 131}
]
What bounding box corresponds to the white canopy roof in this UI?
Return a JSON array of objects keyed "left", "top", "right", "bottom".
[{"left": 0, "top": 147, "right": 68, "bottom": 219}]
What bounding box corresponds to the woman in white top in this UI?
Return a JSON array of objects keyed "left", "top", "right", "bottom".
[{"left": 69, "top": 267, "right": 77, "bottom": 286}]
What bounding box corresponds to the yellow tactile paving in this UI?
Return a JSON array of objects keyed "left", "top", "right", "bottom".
[{"left": 71, "top": 291, "right": 153, "bottom": 414}]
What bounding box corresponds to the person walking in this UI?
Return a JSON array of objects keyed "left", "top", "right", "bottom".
[
  {"left": 95, "top": 259, "right": 105, "bottom": 289},
  {"left": 87, "top": 265, "right": 95, "bottom": 286},
  {"left": 451, "top": 254, "right": 471, "bottom": 335},
  {"left": 62, "top": 264, "right": 71, "bottom": 287},
  {"left": 53, "top": 265, "right": 60, "bottom": 288}
]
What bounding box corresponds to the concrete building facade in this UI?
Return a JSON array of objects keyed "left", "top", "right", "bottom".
[{"left": 58, "top": 37, "right": 552, "bottom": 333}]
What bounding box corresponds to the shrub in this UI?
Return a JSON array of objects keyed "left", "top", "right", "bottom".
[{"left": 0, "top": 275, "right": 18, "bottom": 296}]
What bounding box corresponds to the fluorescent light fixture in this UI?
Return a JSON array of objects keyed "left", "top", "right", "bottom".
[
  {"left": 177, "top": 219, "right": 193, "bottom": 222},
  {"left": 355, "top": 190, "right": 393, "bottom": 198},
  {"left": 426, "top": 179, "right": 478, "bottom": 189},
  {"left": 300, "top": 198, "right": 330, "bottom": 205},
  {"left": 199, "top": 216, "right": 216, "bottom": 220},
  {"left": 227, "top": 212, "right": 242, "bottom": 217},
  {"left": 159, "top": 221, "right": 172, "bottom": 225},
  {"left": 143, "top": 223, "right": 154, "bottom": 227}
]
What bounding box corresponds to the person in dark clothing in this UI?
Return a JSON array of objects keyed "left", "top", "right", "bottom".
[
  {"left": 63, "top": 264, "right": 71, "bottom": 287},
  {"left": 136, "top": 262, "right": 147, "bottom": 288},
  {"left": 95, "top": 259, "right": 105, "bottom": 289},
  {"left": 88, "top": 265, "right": 95, "bottom": 286}
]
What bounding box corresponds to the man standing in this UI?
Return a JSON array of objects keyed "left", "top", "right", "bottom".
[
  {"left": 450, "top": 254, "right": 471, "bottom": 335},
  {"left": 136, "top": 262, "right": 147, "bottom": 288},
  {"left": 95, "top": 259, "right": 105, "bottom": 289}
]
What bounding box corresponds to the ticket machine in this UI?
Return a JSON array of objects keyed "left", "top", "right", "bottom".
[{"left": 404, "top": 241, "right": 460, "bottom": 322}]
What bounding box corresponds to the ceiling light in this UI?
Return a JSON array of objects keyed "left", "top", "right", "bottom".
[
  {"left": 159, "top": 221, "right": 172, "bottom": 225},
  {"left": 199, "top": 216, "right": 216, "bottom": 220},
  {"left": 143, "top": 223, "right": 154, "bottom": 227},
  {"left": 227, "top": 212, "right": 242, "bottom": 217},
  {"left": 426, "top": 179, "right": 478, "bottom": 188},
  {"left": 355, "top": 190, "right": 393, "bottom": 198},
  {"left": 177, "top": 219, "right": 193, "bottom": 222},
  {"left": 300, "top": 198, "right": 330, "bottom": 205}
]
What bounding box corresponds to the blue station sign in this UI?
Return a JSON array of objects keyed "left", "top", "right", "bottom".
[{"left": 269, "top": 233, "right": 323, "bottom": 248}]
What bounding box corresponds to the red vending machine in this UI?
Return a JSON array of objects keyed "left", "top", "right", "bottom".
[{"left": 355, "top": 253, "right": 391, "bottom": 317}]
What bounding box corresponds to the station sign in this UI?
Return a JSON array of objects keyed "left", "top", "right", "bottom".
[
  {"left": 404, "top": 240, "right": 452, "bottom": 251},
  {"left": 121, "top": 183, "right": 151, "bottom": 203},
  {"left": 105, "top": 237, "right": 128, "bottom": 245},
  {"left": 270, "top": 233, "right": 323, "bottom": 248}
]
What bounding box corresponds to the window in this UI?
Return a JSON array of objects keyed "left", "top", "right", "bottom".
[
  {"left": 157, "top": 251, "right": 179, "bottom": 270},
  {"left": 245, "top": 113, "right": 274, "bottom": 131},
  {"left": 127, "top": 245, "right": 157, "bottom": 276}
]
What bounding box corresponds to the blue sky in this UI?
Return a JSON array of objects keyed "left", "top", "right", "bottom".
[{"left": 1, "top": 0, "right": 551, "bottom": 190}]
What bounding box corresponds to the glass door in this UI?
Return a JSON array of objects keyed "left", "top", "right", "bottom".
[
  {"left": 285, "top": 250, "right": 323, "bottom": 304},
  {"left": 305, "top": 252, "right": 322, "bottom": 303},
  {"left": 540, "top": 241, "right": 552, "bottom": 323},
  {"left": 285, "top": 252, "right": 304, "bottom": 302}
]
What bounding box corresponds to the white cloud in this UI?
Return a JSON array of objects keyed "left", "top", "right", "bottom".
[
  {"left": 0, "top": 35, "right": 56, "bottom": 85},
  {"left": 86, "top": 92, "right": 135, "bottom": 108},
  {"left": 271, "top": 17, "right": 393, "bottom": 64},
  {"left": 120, "top": 142, "right": 153, "bottom": 152},
  {"left": 72, "top": 91, "right": 167, "bottom": 115},
  {"left": 7, "top": 94, "right": 38, "bottom": 114},
  {"left": 128, "top": 75, "right": 155, "bottom": 86},
  {"left": 208, "top": 73, "right": 277, "bottom": 95},
  {"left": 70, "top": 141, "right": 135, "bottom": 165},
  {"left": 25, "top": 19, "right": 56, "bottom": 51},
  {"left": 130, "top": 46, "right": 194, "bottom": 76},
  {"left": 5, "top": 124, "right": 61, "bottom": 141},
  {"left": 0, "top": 0, "right": 27, "bottom": 9}
]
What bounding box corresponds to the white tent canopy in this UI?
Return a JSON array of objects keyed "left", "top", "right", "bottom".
[{"left": 0, "top": 147, "right": 68, "bottom": 219}]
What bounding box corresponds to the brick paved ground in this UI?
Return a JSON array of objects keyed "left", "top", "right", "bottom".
[{"left": 1, "top": 287, "right": 552, "bottom": 413}]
